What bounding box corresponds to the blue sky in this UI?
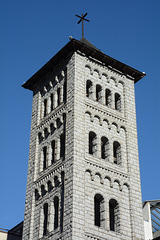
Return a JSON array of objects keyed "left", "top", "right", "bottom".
[{"left": 0, "top": 0, "right": 160, "bottom": 230}]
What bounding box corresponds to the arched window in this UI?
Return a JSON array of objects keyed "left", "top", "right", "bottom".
[
  {"left": 56, "top": 118, "right": 61, "bottom": 128},
  {"left": 50, "top": 123, "right": 55, "bottom": 135},
  {"left": 57, "top": 88, "right": 61, "bottom": 106},
  {"left": 113, "top": 141, "right": 121, "bottom": 165},
  {"left": 47, "top": 181, "right": 53, "bottom": 192},
  {"left": 38, "top": 132, "right": 43, "bottom": 144},
  {"left": 54, "top": 176, "right": 59, "bottom": 187},
  {"left": 35, "top": 189, "right": 40, "bottom": 201},
  {"left": 89, "top": 132, "right": 97, "bottom": 156},
  {"left": 101, "top": 137, "right": 109, "bottom": 160},
  {"left": 105, "top": 89, "right": 112, "bottom": 107},
  {"left": 115, "top": 93, "right": 121, "bottom": 111},
  {"left": 94, "top": 194, "right": 105, "bottom": 227},
  {"left": 109, "top": 199, "right": 120, "bottom": 232},
  {"left": 43, "top": 146, "right": 47, "bottom": 170},
  {"left": 86, "top": 80, "right": 92, "bottom": 98},
  {"left": 43, "top": 203, "right": 48, "bottom": 236},
  {"left": 51, "top": 140, "right": 56, "bottom": 164},
  {"left": 54, "top": 196, "right": 59, "bottom": 229},
  {"left": 41, "top": 185, "right": 46, "bottom": 197},
  {"left": 96, "top": 84, "right": 102, "bottom": 102},
  {"left": 44, "top": 99, "right": 47, "bottom": 117},
  {"left": 60, "top": 133, "right": 65, "bottom": 159},
  {"left": 44, "top": 128, "right": 48, "bottom": 139},
  {"left": 63, "top": 113, "right": 66, "bottom": 125}
]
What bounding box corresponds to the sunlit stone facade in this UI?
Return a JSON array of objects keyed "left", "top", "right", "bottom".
[{"left": 22, "top": 38, "right": 145, "bottom": 240}]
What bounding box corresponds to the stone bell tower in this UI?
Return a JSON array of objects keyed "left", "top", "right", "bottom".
[{"left": 22, "top": 37, "right": 145, "bottom": 240}]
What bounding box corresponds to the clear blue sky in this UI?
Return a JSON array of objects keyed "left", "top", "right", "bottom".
[{"left": 0, "top": 0, "right": 159, "bottom": 230}]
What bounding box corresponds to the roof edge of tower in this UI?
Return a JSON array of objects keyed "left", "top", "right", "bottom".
[{"left": 22, "top": 38, "right": 146, "bottom": 91}]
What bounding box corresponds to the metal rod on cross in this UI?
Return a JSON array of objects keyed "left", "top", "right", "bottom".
[{"left": 75, "top": 13, "right": 90, "bottom": 38}]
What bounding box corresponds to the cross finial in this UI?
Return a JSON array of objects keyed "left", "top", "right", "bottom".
[{"left": 75, "top": 13, "right": 90, "bottom": 38}]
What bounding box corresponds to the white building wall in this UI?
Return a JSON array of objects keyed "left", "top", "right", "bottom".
[{"left": 143, "top": 202, "right": 153, "bottom": 240}]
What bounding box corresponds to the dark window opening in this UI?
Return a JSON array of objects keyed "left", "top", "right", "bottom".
[
  {"left": 54, "top": 176, "right": 59, "bottom": 188},
  {"left": 50, "top": 123, "right": 55, "bottom": 134},
  {"left": 57, "top": 88, "right": 61, "bottom": 106},
  {"left": 63, "top": 81, "right": 67, "bottom": 103},
  {"left": 44, "top": 128, "right": 49, "bottom": 139},
  {"left": 41, "top": 185, "right": 47, "bottom": 197},
  {"left": 86, "top": 80, "right": 92, "bottom": 98},
  {"left": 54, "top": 197, "right": 59, "bottom": 229},
  {"left": 94, "top": 194, "right": 104, "bottom": 227},
  {"left": 105, "top": 89, "right": 112, "bottom": 107},
  {"left": 43, "top": 203, "right": 48, "bottom": 236},
  {"left": 44, "top": 99, "right": 47, "bottom": 117},
  {"left": 60, "top": 133, "right": 65, "bottom": 159},
  {"left": 113, "top": 141, "right": 121, "bottom": 164},
  {"left": 43, "top": 147, "right": 47, "bottom": 170},
  {"left": 96, "top": 84, "right": 102, "bottom": 102},
  {"left": 60, "top": 171, "right": 65, "bottom": 233},
  {"left": 115, "top": 93, "right": 121, "bottom": 111},
  {"left": 38, "top": 132, "right": 43, "bottom": 144},
  {"left": 56, "top": 118, "right": 62, "bottom": 128},
  {"left": 35, "top": 189, "right": 40, "bottom": 201},
  {"left": 51, "top": 140, "right": 56, "bottom": 164},
  {"left": 47, "top": 181, "right": 53, "bottom": 192},
  {"left": 63, "top": 113, "right": 66, "bottom": 124},
  {"left": 101, "top": 137, "right": 109, "bottom": 160},
  {"left": 89, "top": 132, "right": 97, "bottom": 155},
  {"left": 109, "top": 199, "right": 119, "bottom": 232},
  {"left": 51, "top": 94, "right": 53, "bottom": 111}
]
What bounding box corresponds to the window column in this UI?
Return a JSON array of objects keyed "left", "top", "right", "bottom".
[
  {"left": 60, "top": 86, "right": 63, "bottom": 104},
  {"left": 54, "top": 91, "right": 58, "bottom": 108},
  {"left": 48, "top": 144, "right": 52, "bottom": 167},
  {"left": 56, "top": 137, "right": 60, "bottom": 161},
  {"left": 41, "top": 101, "right": 44, "bottom": 119},
  {"left": 49, "top": 202, "right": 54, "bottom": 232},
  {"left": 47, "top": 96, "right": 51, "bottom": 114},
  {"left": 39, "top": 149, "right": 43, "bottom": 172},
  {"left": 39, "top": 207, "right": 44, "bottom": 238}
]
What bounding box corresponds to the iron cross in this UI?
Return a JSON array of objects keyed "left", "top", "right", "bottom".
[{"left": 75, "top": 13, "right": 90, "bottom": 38}]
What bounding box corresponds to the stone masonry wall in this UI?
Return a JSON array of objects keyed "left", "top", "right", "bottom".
[
  {"left": 22, "top": 49, "right": 144, "bottom": 240},
  {"left": 22, "top": 54, "right": 76, "bottom": 240},
  {"left": 71, "top": 52, "right": 144, "bottom": 240}
]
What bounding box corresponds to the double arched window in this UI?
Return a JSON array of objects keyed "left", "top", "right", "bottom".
[
  {"left": 41, "top": 197, "right": 60, "bottom": 237},
  {"left": 94, "top": 195, "right": 120, "bottom": 232}
]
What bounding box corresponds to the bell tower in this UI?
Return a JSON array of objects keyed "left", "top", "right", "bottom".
[{"left": 22, "top": 37, "right": 145, "bottom": 240}]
